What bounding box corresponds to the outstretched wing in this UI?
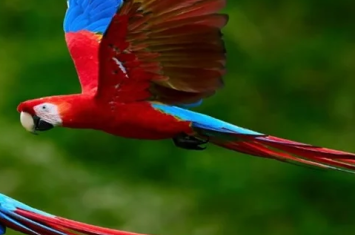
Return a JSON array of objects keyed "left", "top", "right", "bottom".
[
  {"left": 96, "top": 0, "right": 228, "bottom": 106},
  {"left": 0, "top": 193, "right": 145, "bottom": 235},
  {"left": 63, "top": 0, "right": 123, "bottom": 93}
]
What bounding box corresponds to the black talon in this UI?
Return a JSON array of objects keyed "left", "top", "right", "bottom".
[{"left": 173, "top": 133, "right": 209, "bottom": 150}]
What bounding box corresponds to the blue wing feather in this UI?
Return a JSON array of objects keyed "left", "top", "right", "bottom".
[{"left": 64, "top": 0, "right": 123, "bottom": 33}]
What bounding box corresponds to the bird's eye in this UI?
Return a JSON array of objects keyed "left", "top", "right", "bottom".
[{"left": 42, "top": 105, "right": 46, "bottom": 110}]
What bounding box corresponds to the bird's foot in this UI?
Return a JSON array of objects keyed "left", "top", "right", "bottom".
[{"left": 173, "top": 133, "right": 209, "bottom": 150}]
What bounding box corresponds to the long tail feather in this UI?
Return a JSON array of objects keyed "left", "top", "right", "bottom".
[
  {"left": 152, "top": 103, "right": 355, "bottom": 174},
  {"left": 0, "top": 193, "right": 147, "bottom": 235},
  {"left": 195, "top": 125, "right": 355, "bottom": 173}
]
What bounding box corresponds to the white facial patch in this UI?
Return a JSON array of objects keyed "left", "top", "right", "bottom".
[{"left": 33, "top": 103, "right": 63, "bottom": 126}]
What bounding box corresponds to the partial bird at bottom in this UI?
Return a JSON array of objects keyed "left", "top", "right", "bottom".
[{"left": 0, "top": 193, "right": 146, "bottom": 235}]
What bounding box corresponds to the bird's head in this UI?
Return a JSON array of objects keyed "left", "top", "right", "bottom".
[{"left": 17, "top": 97, "right": 70, "bottom": 134}]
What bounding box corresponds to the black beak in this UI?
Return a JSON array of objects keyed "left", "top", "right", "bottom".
[{"left": 33, "top": 115, "right": 54, "bottom": 131}]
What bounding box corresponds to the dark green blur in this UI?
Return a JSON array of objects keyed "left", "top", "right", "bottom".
[{"left": 1, "top": 1, "right": 355, "bottom": 235}]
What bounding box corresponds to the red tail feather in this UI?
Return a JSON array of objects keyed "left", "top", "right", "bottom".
[
  {"left": 17, "top": 209, "right": 147, "bottom": 235},
  {"left": 211, "top": 134, "right": 355, "bottom": 173}
]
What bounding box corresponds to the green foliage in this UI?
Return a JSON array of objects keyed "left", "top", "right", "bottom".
[{"left": 1, "top": 1, "right": 355, "bottom": 234}]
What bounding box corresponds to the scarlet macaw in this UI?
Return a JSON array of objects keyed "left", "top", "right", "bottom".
[
  {"left": 0, "top": 193, "right": 146, "bottom": 235},
  {"left": 17, "top": 0, "right": 355, "bottom": 173}
]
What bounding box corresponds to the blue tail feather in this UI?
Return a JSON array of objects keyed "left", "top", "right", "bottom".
[
  {"left": 0, "top": 193, "right": 65, "bottom": 235},
  {"left": 0, "top": 223, "right": 5, "bottom": 235},
  {"left": 152, "top": 103, "right": 262, "bottom": 135}
]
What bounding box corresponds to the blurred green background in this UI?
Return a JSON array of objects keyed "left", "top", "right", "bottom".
[{"left": 1, "top": 0, "right": 355, "bottom": 235}]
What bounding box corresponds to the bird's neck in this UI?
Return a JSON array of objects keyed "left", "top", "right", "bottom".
[{"left": 56, "top": 94, "right": 106, "bottom": 130}]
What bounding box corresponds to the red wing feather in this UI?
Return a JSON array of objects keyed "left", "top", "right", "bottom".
[{"left": 96, "top": 0, "right": 228, "bottom": 105}]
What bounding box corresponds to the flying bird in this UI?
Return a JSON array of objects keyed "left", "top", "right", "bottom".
[
  {"left": 17, "top": 0, "right": 355, "bottom": 173},
  {"left": 0, "top": 193, "right": 146, "bottom": 235}
]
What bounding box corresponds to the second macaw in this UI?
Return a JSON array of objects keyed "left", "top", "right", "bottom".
[
  {"left": 0, "top": 193, "right": 146, "bottom": 235},
  {"left": 17, "top": 0, "right": 355, "bottom": 173}
]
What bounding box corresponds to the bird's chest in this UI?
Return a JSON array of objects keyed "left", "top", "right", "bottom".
[{"left": 100, "top": 102, "right": 192, "bottom": 139}]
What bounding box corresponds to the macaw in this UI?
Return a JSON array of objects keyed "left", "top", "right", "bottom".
[
  {"left": 17, "top": 0, "right": 355, "bottom": 173},
  {"left": 0, "top": 193, "right": 146, "bottom": 235}
]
